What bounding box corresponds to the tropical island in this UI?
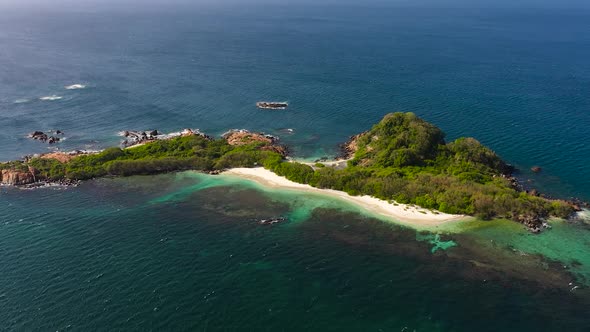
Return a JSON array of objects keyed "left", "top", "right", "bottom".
[{"left": 0, "top": 112, "right": 579, "bottom": 231}]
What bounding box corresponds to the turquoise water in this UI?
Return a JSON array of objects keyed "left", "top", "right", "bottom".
[
  {"left": 2, "top": 173, "right": 590, "bottom": 331},
  {"left": 2, "top": 1, "right": 590, "bottom": 330}
]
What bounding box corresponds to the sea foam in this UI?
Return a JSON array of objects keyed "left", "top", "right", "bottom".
[
  {"left": 65, "top": 84, "right": 86, "bottom": 90},
  {"left": 39, "top": 95, "right": 63, "bottom": 101}
]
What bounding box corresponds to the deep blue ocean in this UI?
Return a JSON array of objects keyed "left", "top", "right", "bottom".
[{"left": 1, "top": 1, "right": 590, "bottom": 331}]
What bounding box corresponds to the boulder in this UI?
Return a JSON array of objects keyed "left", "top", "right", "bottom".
[
  {"left": 47, "top": 136, "right": 60, "bottom": 144},
  {"left": 1, "top": 169, "right": 35, "bottom": 185},
  {"left": 29, "top": 131, "right": 48, "bottom": 142}
]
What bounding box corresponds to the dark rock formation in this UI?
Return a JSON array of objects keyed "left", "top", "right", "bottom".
[
  {"left": 121, "top": 130, "right": 158, "bottom": 147},
  {"left": 29, "top": 131, "right": 48, "bottom": 142},
  {"left": 515, "top": 214, "right": 545, "bottom": 233},
  {"left": 29, "top": 130, "right": 63, "bottom": 144}
]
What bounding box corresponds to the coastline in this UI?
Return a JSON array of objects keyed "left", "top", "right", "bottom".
[{"left": 222, "top": 167, "right": 470, "bottom": 227}]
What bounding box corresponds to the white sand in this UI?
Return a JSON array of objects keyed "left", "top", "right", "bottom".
[{"left": 223, "top": 167, "right": 469, "bottom": 227}]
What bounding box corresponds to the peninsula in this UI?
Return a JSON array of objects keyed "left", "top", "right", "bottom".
[{"left": 0, "top": 112, "right": 578, "bottom": 230}]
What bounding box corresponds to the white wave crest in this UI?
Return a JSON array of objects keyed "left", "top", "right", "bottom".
[
  {"left": 575, "top": 209, "right": 590, "bottom": 223},
  {"left": 65, "top": 84, "right": 86, "bottom": 90},
  {"left": 39, "top": 95, "right": 63, "bottom": 101},
  {"left": 14, "top": 98, "right": 30, "bottom": 104}
]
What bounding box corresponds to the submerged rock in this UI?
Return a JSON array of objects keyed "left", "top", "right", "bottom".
[{"left": 258, "top": 217, "right": 286, "bottom": 225}]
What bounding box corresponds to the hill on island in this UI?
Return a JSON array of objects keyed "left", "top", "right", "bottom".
[
  {"left": 267, "top": 113, "right": 574, "bottom": 228},
  {"left": 0, "top": 112, "right": 575, "bottom": 230}
]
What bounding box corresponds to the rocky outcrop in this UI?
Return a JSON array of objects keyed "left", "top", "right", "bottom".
[
  {"left": 223, "top": 129, "right": 277, "bottom": 146},
  {"left": 29, "top": 130, "right": 63, "bottom": 144},
  {"left": 121, "top": 128, "right": 211, "bottom": 148},
  {"left": 222, "top": 129, "right": 287, "bottom": 157},
  {"left": 337, "top": 131, "right": 366, "bottom": 160},
  {"left": 1, "top": 169, "right": 35, "bottom": 185},
  {"left": 122, "top": 130, "right": 157, "bottom": 147},
  {"left": 261, "top": 144, "right": 289, "bottom": 157}
]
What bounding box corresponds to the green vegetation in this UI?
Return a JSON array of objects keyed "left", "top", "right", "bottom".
[
  {"left": 4, "top": 112, "right": 574, "bottom": 223},
  {"left": 25, "top": 135, "right": 283, "bottom": 181},
  {"left": 264, "top": 113, "right": 574, "bottom": 220}
]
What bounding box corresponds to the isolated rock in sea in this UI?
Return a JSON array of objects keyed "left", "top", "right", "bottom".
[
  {"left": 29, "top": 131, "right": 48, "bottom": 142},
  {"left": 1, "top": 169, "right": 35, "bottom": 185},
  {"left": 29, "top": 130, "right": 63, "bottom": 144},
  {"left": 47, "top": 136, "right": 60, "bottom": 144},
  {"left": 531, "top": 166, "right": 542, "bottom": 173}
]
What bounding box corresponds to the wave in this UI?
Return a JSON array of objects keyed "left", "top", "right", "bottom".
[
  {"left": 39, "top": 95, "right": 63, "bottom": 101},
  {"left": 13, "top": 98, "right": 30, "bottom": 104},
  {"left": 65, "top": 84, "right": 86, "bottom": 90}
]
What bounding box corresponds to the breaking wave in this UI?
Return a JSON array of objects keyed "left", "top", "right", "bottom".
[
  {"left": 65, "top": 84, "right": 86, "bottom": 90},
  {"left": 39, "top": 95, "right": 63, "bottom": 101}
]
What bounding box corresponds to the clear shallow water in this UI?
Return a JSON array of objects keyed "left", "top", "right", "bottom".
[
  {"left": 1, "top": 172, "right": 590, "bottom": 331},
  {"left": 0, "top": 1, "right": 589, "bottom": 200},
  {"left": 2, "top": 1, "right": 590, "bottom": 330}
]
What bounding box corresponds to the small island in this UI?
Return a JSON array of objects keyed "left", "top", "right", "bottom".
[{"left": 0, "top": 112, "right": 580, "bottom": 231}]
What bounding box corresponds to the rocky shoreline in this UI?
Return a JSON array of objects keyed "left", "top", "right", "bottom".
[
  {"left": 0, "top": 168, "right": 81, "bottom": 188},
  {"left": 336, "top": 131, "right": 367, "bottom": 160},
  {"left": 1, "top": 127, "right": 288, "bottom": 188}
]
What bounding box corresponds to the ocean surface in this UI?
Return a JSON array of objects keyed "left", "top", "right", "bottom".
[
  {"left": 2, "top": 173, "right": 590, "bottom": 331},
  {"left": 1, "top": 1, "right": 590, "bottom": 331}
]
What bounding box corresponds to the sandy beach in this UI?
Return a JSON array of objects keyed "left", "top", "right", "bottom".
[{"left": 223, "top": 167, "right": 469, "bottom": 227}]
